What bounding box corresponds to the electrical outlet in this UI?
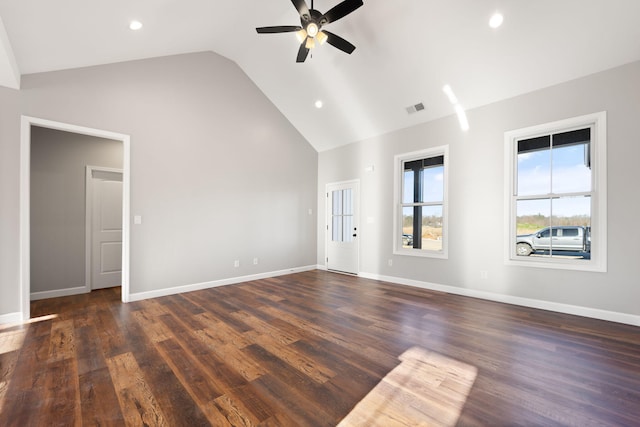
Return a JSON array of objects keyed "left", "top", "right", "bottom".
[
  {"left": 234, "top": 260, "right": 240, "bottom": 268},
  {"left": 480, "top": 270, "right": 489, "bottom": 280},
  {"left": 253, "top": 257, "right": 258, "bottom": 265},
  {"left": 388, "top": 259, "right": 393, "bottom": 267}
]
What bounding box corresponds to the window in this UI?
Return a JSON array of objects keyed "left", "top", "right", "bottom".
[
  {"left": 331, "top": 188, "right": 354, "bottom": 243},
  {"left": 394, "top": 146, "right": 448, "bottom": 258},
  {"left": 505, "top": 112, "right": 607, "bottom": 271}
]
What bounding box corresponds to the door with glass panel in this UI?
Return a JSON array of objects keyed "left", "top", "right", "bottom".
[{"left": 326, "top": 180, "right": 359, "bottom": 274}]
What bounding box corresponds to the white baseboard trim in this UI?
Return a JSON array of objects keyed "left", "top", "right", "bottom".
[
  {"left": 316, "top": 264, "right": 328, "bottom": 271},
  {"left": 0, "top": 312, "right": 23, "bottom": 325},
  {"left": 30, "top": 286, "right": 88, "bottom": 301},
  {"left": 358, "top": 272, "right": 640, "bottom": 327},
  {"left": 129, "top": 265, "right": 318, "bottom": 302}
]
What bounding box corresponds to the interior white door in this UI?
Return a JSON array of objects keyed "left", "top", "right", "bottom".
[
  {"left": 91, "top": 171, "right": 123, "bottom": 289},
  {"left": 326, "top": 180, "right": 359, "bottom": 274}
]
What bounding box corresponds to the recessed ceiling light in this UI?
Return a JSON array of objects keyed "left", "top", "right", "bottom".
[
  {"left": 129, "top": 20, "right": 143, "bottom": 31},
  {"left": 315, "top": 100, "right": 323, "bottom": 109},
  {"left": 489, "top": 13, "right": 504, "bottom": 29}
]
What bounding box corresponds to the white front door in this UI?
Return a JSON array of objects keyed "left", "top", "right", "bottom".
[
  {"left": 90, "top": 170, "right": 123, "bottom": 289},
  {"left": 326, "top": 180, "right": 359, "bottom": 274}
]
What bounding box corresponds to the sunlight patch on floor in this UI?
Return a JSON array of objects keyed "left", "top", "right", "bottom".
[
  {"left": 338, "top": 347, "right": 478, "bottom": 427},
  {"left": 0, "top": 314, "right": 59, "bottom": 354},
  {"left": 0, "top": 328, "right": 27, "bottom": 356}
]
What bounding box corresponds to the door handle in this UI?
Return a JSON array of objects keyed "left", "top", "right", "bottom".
[{"left": 352, "top": 234, "right": 357, "bottom": 237}]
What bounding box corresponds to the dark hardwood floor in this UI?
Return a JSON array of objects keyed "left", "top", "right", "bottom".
[{"left": 1, "top": 270, "right": 639, "bottom": 426}]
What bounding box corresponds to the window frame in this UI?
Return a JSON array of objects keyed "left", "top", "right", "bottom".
[
  {"left": 504, "top": 112, "right": 607, "bottom": 272},
  {"left": 393, "top": 145, "right": 449, "bottom": 259}
]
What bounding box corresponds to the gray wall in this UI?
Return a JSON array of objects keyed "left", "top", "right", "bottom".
[
  {"left": 0, "top": 86, "right": 21, "bottom": 316},
  {"left": 318, "top": 60, "right": 640, "bottom": 318},
  {"left": 30, "top": 127, "right": 123, "bottom": 293},
  {"left": 0, "top": 51, "right": 318, "bottom": 318}
]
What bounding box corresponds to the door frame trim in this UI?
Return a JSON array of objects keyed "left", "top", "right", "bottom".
[
  {"left": 20, "top": 116, "right": 131, "bottom": 320},
  {"left": 325, "top": 179, "right": 360, "bottom": 275},
  {"left": 85, "top": 166, "right": 124, "bottom": 292}
]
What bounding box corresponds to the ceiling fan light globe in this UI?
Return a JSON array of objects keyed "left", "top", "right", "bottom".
[
  {"left": 295, "top": 29, "right": 308, "bottom": 43},
  {"left": 305, "top": 37, "right": 316, "bottom": 49},
  {"left": 317, "top": 31, "right": 328, "bottom": 45},
  {"left": 307, "top": 22, "right": 319, "bottom": 37}
]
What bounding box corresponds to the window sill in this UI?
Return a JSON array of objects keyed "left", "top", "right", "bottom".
[
  {"left": 394, "top": 248, "right": 448, "bottom": 259},
  {"left": 505, "top": 256, "right": 606, "bottom": 272}
]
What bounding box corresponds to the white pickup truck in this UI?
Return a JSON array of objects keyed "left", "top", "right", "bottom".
[{"left": 516, "top": 226, "right": 591, "bottom": 256}]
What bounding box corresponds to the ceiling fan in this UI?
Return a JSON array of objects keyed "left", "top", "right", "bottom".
[{"left": 256, "top": 0, "right": 364, "bottom": 63}]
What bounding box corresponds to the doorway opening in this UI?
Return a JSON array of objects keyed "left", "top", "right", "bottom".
[{"left": 20, "top": 116, "right": 131, "bottom": 321}]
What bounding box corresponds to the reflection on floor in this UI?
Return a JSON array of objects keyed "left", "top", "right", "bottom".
[{"left": 339, "top": 347, "right": 477, "bottom": 427}]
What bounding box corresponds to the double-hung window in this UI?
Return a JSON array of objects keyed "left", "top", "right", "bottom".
[
  {"left": 505, "top": 112, "right": 607, "bottom": 271},
  {"left": 394, "top": 146, "right": 448, "bottom": 258}
]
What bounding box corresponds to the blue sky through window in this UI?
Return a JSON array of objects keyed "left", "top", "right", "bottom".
[
  {"left": 403, "top": 166, "right": 444, "bottom": 203},
  {"left": 517, "top": 142, "right": 591, "bottom": 217}
]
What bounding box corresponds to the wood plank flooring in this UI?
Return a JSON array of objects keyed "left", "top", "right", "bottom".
[
  {"left": 1, "top": 270, "right": 639, "bottom": 426},
  {"left": 338, "top": 347, "right": 478, "bottom": 426}
]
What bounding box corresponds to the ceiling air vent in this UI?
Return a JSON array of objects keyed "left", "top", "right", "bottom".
[{"left": 406, "top": 102, "right": 425, "bottom": 115}]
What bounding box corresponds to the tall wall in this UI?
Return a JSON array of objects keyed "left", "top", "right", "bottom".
[
  {"left": 318, "top": 60, "right": 640, "bottom": 322},
  {"left": 30, "top": 126, "right": 123, "bottom": 294},
  {"left": 0, "top": 51, "right": 318, "bottom": 320},
  {"left": 0, "top": 86, "right": 20, "bottom": 318}
]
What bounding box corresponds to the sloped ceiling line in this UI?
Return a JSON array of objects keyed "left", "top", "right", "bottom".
[{"left": 0, "top": 15, "right": 20, "bottom": 89}]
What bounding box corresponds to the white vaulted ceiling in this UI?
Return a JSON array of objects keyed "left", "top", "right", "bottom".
[{"left": 1, "top": 0, "right": 639, "bottom": 151}]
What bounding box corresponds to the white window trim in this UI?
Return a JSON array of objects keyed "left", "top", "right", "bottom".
[
  {"left": 504, "top": 111, "right": 607, "bottom": 272},
  {"left": 393, "top": 145, "right": 449, "bottom": 259}
]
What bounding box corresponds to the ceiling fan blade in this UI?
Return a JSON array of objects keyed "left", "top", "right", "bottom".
[
  {"left": 322, "top": 0, "right": 363, "bottom": 24},
  {"left": 256, "top": 26, "right": 302, "bottom": 34},
  {"left": 323, "top": 30, "right": 356, "bottom": 54},
  {"left": 291, "top": 0, "right": 310, "bottom": 19},
  {"left": 296, "top": 41, "right": 310, "bottom": 63}
]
